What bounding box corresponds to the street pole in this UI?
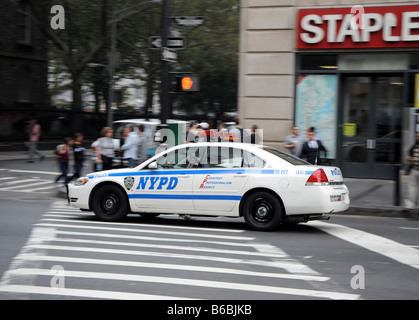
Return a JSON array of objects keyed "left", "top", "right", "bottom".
[
  {"left": 108, "top": 10, "right": 117, "bottom": 128},
  {"left": 160, "top": 0, "right": 169, "bottom": 125}
]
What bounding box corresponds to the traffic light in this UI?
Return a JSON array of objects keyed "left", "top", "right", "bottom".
[{"left": 177, "top": 74, "right": 199, "bottom": 92}]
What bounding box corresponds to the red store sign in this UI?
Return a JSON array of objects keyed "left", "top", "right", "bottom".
[{"left": 297, "top": 5, "right": 419, "bottom": 49}]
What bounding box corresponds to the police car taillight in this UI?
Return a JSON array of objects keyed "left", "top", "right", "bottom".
[{"left": 306, "top": 169, "right": 329, "bottom": 186}]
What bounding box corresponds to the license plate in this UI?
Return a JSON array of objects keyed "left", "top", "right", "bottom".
[{"left": 330, "top": 194, "right": 345, "bottom": 202}]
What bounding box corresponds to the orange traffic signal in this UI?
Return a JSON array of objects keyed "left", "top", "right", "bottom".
[
  {"left": 177, "top": 74, "right": 199, "bottom": 92},
  {"left": 181, "top": 77, "right": 194, "bottom": 90}
]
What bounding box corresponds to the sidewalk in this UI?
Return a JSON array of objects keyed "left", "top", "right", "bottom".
[{"left": 0, "top": 149, "right": 418, "bottom": 220}]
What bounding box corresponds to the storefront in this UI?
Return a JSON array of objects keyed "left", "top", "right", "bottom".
[{"left": 239, "top": 2, "right": 419, "bottom": 179}]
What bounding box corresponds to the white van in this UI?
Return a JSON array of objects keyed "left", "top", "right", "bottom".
[
  {"left": 113, "top": 119, "right": 189, "bottom": 158},
  {"left": 91, "top": 119, "right": 189, "bottom": 171}
]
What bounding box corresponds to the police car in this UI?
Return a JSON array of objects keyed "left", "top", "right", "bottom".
[{"left": 68, "top": 142, "right": 350, "bottom": 231}]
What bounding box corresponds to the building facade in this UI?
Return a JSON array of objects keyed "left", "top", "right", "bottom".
[
  {"left": 0, "top": 0, "right": 49, "bottom": 139},
  {"left": 239, "top": 0, "right": 419, "bottom": 179}
]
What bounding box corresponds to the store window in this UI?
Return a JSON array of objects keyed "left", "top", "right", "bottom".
[
  {"left": 339, "top": 54, "right": 409, "bottom": 71},
  {"left": 300, "top": 55, "right": 337, "bottom": 71}
]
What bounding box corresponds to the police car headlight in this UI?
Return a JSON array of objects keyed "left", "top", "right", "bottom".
[{"left": 75, "top": 177, "right": 89, "bottom": 186}]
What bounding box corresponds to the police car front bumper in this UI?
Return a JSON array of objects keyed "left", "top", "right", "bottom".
[{"left": 68, "top": 184, "right": 91, "bottom": 210}]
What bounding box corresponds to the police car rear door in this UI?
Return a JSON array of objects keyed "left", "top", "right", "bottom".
[{"left": 193, "top": 146, "right": 249, "bottom": 213}]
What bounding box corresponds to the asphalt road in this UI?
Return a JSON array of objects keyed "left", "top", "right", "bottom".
[{"left": 0, "top": 158, "right": 418, "bottom": 302}]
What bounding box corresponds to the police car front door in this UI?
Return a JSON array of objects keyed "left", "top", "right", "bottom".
[
  {"left": 133, "top": 148, "right": 195, "bottom": 211},
  {"left": 193, "top": 146, "right": 248, "bottom": 212}
]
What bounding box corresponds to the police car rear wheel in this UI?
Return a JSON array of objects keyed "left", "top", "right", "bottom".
[
  {"left": 243, "top": 192, "right": 283, "bottom": 231},
  {"left": 92, "top": 185, "right": 128, "bottom": 222}
]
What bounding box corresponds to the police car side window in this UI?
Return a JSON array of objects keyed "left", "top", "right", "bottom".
[
  {"left": 202, "top": 147, "right": 245, "bottom": 169},
  {"left": 156, "top": 148, "right": 198, "bottom": 169},
  {"left": 244, "top": 151, "right": 265, "bottom": 168}
]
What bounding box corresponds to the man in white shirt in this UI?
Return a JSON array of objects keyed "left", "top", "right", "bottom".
[
  {"left": 284, "top": 126, "right": 303, "bottom": 157},
  {"left": 120, "top": 124, "right": 139, "bottom": 168}
]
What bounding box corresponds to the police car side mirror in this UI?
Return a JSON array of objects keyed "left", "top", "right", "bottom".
[{"left": 148, "top": 161, "right": 157, "bottom": 169}]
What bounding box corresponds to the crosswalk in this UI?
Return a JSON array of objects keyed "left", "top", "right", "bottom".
[
  {"left": 0, "top": 175, "right": 58, "bottom": 194},
  {"left": 0, "top": 201, "right": 360, "bottom": 300}
]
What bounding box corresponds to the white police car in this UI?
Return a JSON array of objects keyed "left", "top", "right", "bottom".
[{"left": 68, "top": 142, "right": 350, "bottom": 231}]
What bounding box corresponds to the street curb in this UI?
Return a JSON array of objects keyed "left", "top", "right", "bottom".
[{"left": 345, "top": 206, "right": 419, "bottom": 220}]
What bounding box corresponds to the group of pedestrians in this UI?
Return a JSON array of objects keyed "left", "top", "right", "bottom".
[
  {"left": 284, "top": 126, "right": 327, "bottom": 165},
  {"left": 25, "top": 119, "right": 85, "bottom": 186},
  {"left": 54, "top": 133, "right": 86, "bottom": 185},
  {"left": 186, "top": 119, "right": 262, "bottom": 144},
  {"left": 94, "top": 124, "right": 147, "bottom": 171},
  {"left": 53, "top": 124, "right": 147, "bottom": 185},
  {"left": 25, "top": 120, "right": 149, "bottom": 186}
]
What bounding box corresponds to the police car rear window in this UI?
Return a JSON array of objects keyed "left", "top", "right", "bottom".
[{"left": 262, "top": 146, "right": 310, "bottom": 165}]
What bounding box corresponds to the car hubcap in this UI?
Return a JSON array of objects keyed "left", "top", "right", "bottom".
[
  {"left": 252, "top": 199, "right": 273, "bottom": 223},
  {"left": 101, "top": 194, "right": 119, "bottom": 215}
]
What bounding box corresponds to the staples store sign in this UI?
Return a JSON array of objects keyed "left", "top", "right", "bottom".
[{"left": 297, "top": 5, "right": 419, "bottom": 49}]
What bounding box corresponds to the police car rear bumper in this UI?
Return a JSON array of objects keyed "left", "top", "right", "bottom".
[{"left": 284, "top": 214, "right": 331, "bottom": 223}]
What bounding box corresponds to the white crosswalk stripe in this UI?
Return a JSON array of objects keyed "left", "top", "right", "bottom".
[
  {"left": 0, "top": 201, "right": 361, "bottom": 300},
  {"left": 0, "top": 176, "right": 57, "bottom": 194}
]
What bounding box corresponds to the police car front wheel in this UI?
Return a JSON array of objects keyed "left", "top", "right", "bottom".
[
  {"left": 92, "top": 185, "right": 128, "bottom": 222},
  {"left": 242, "top": 192, "right": 283, "bottom": 231}
]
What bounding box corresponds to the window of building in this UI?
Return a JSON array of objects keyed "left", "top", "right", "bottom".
[
  {"left": 17, "top": 67, "right": 33, "bottom": 102},
  {"left": 16, "top": 1, "right": 32, "bottom": 44}
]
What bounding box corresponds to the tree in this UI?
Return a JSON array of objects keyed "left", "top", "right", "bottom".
[
  {"left": 28, "top": 0, "right": 109, "bottom": 130},
  {"left": 170, "top": 0, "right": 240, "bottom": 116},
  {"left": 30, "top": 0, "right": 239, "bottom": 127},
  {"left": 111, "top": 0, "right": 162, "bottom": 118}
]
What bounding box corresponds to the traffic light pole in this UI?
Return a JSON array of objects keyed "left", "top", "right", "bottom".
[{"left": 160, "top": 0, "right": 169, "bottom": 125}]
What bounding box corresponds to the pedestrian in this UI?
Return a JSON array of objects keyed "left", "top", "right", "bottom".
[
  {"left": 300, "top": 129, "right": 327, "bottom": 165},
  {"left": 118, "top": 126, "right": 129, "bottom": 168},
  {"left": 217, "top": 122, "right": 229, "bottom": 142},
  {"left": 247, "top": 125, "right": 259, "bottom": 144},
  {"left": 194, "top": 123, "right": 207, "bottom": 142},
  {"left": 404, "top": 132, "right": 419, "bottom": 212},
  {"left": 96, "top": 127, "right": 115, "bottom": 171},
  {"left": 308, "top": 126, "right": 321, "bottom": 141},
  {"left": 54, "top": 137, "right": 73, "bottom": 185},
  {"left": 186, "top": 122, "right": 198, "bottom": 143},
  {"left": 284, "top": 126, "right": 304, "bottom": 157},
  {"left": 137, "top": 124, "right": 148, "bottom": 164},
  {"left": 218, "top": 122, "right": 228, "bottom": 133},
  {"left": 27, "top": 119, "right": 45, "bottom": 162},
  {"left": 68, "top": 133, "right": 85, "bottom": 183},
  {"left": 120, "top": 124, "right": 139, "bottom": 168},
  {"left": 231, "top": 118, "right": 249, "bottom": 143}
]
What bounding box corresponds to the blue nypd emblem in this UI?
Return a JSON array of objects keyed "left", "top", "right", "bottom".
[{"left": 124, "top": 177, "right": 135, "bottom": 191}]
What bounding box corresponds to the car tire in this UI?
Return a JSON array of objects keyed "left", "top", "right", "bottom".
[
  {"left": 92, "top": 185, "right": 128, "bottom": 222},
  {"left": 242, "top": 192, "right": 283, "bottom": 231}
]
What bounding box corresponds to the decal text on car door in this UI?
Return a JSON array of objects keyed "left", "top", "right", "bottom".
[{"left": 136, "top": 176, "right": 179, "bottom": 190}]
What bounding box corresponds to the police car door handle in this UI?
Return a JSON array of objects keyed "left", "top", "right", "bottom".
[
  {"left": 234, "top": 173, "right": 248, "bottom": 177},
  {"left": 178, "top": 174, "right": 190, "bottom": 178}
]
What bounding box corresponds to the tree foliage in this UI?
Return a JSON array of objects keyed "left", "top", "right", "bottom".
[
  {"left": 170, "top": 0, "right": 240, "bottom": 115},
  {"left": 33, "top": 0, "right": 240, "bottom": 121}
]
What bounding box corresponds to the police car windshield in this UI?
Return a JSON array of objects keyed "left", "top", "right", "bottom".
[{"left": 262, "top": 146, "right": 310, "bottom": 165}]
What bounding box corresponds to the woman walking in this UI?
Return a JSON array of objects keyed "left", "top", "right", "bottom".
[
  {"left": 96, "top": 127, "right": 115, "bottom": 171},
  {"left": 54, "top": 137, "right": 73, "bottom": 185}
]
